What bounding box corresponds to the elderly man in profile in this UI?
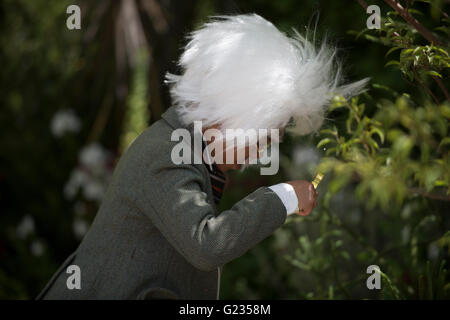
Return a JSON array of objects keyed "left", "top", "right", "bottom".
[{"left": 37, "top": 13, "right": 366, "bottom": 300}]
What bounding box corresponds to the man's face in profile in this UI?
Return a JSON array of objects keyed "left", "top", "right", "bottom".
[{"left": 204, "top": 126, "right": 285, "bottom": 172}]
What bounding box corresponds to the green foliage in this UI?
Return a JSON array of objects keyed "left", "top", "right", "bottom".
[
  {"left": 119, "top": 50, "right": 151, "bottom": 153},
  {"left": 285, "top": 0, "right": 450, "bottom": 299},
  {"left": 0, "top": 0, "right": 86, "bottom": 299},
  {"left": 317, "top": 94, "right": 450, "bottom": 211},
  {"left": 350, "top": 1, "right": 450, "bottom": 86}
]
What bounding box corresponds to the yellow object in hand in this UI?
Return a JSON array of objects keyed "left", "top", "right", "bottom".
[{"left": 312, "top": 172, "right": 324, "bottom": 189}]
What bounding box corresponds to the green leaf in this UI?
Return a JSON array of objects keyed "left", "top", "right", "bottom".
[
  {"left": 385, "top": 60, "right": 400, "bottom": 67},
  {"left": 426, "top": 70, "right": 443, "bottom": 78},
  {"left": 340, "top": 251, "right": 350, "bottom": 260},
  {"left": 385, "top": 46, "right": 402, "bottom": 57},
  {"left": 317, "top": 138, "right": 334, "bottom": 149},
  {"left": 354, "top": 28, "right": 368, "bottom": 40},
  {"left": 320, "top": 128, "right": 338, "bottom": 136},
  {"left": 329, "top": 95, "right": 348, "bottom": 111},
  {"left": 369, "top": 127, "right": 385, "bottom": 144},
  {"left": 436, "top": 47, "right": 449, "bottom": 57},
  {"left": 407, "top": 9, "right": 423, "bottom": 16},
  {"left": 372, "top": 83, "right": 399, "bottom": 97},
  {"left": 434, "top": 26, "right": 450, "bottom": 36},
  {"left": 423, "top": 167, "right": 442, "bottom": 192},
  {"left": 434, "top": 180, "right": 448, "bottom": 187},
  {"left": 439, "top": 137, "right": 450, "bottom": 148},
  {"left": 403, "top": 48, "right": 414, "bottom": 55},
  {"left": 325, "top": 147, "right": 337, "bottom": 156},
  {"left": 439, "top": 105, "right": 450, "bottom": 119}
]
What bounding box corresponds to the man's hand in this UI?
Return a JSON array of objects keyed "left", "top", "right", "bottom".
[{"left": 286, "top": 180, "right": 318, "bottom": 216}]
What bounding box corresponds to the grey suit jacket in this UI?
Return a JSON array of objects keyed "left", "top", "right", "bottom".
[{"left": 36, "top": 106, "right": 287, "bottom": 300}]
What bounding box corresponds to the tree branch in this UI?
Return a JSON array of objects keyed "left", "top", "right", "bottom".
[
  {"left": 383, "top": 0, "right": 444, "bottom": 46},
  {"left": 409, "top": 187, "right": 450, "bottom": 202},
  {"left": 355, "top": 0, "right": 450, "bottom": 103},
  {"left": 431, "top": 75, "right": 450, "bottom": 103},
  {"left": 412, "top": 67, "right": 441, "bottom": 105},
  {"left": 355, "top": 0, "right": 368, "bottom": 10}
]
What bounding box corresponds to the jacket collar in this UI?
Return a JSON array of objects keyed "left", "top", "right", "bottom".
[
  {"left": 161, "top": 106, "right": 214, "bottom": 171},
  {"left": 161, "top": 106, "right": 194, "bottom": 131}
]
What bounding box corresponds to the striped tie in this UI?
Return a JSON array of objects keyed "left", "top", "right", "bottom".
[{"left": 201, "top": 140, "right": 226, "bottom": 205}]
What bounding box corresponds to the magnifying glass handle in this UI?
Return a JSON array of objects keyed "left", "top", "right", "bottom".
[{"left": 312, "top": 172, "right": 324, "bottom": 189}]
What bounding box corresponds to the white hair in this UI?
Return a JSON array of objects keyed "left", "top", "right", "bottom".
[{"left": 164, "top": 13, "right": 368, "bottom": 147}]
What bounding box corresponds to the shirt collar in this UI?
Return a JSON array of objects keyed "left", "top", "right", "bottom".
[{"left": 198, "top": 129, "right": 214, "bottom": 172}]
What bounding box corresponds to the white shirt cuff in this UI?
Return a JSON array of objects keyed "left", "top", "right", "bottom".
[{"left": 268, "top": 183, "right": 299, "bottom": 216}]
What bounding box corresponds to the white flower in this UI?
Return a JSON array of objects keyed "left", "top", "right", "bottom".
[
  {"left": 83, "top": 180, "right": 105, "bottom": 201},
  {"left": 30, "top": 240, "right": 45, "bottom": 256},
  {"left": 16, "top": 215, "right": 35, "bottom": 239},
  {"left": 64, "top": 169, "right": 88, "bottom": 199},
  {"left": 50, "top": 109, "right": 81, "bottom": 137},
  {"left": 64, "top": 143, "right": 113, "bottom": 203},
  {"left": 79, "top": 143, "right": 111, "bottom": 176},
  {"left": 73, "top": 219, "right": 89, "bottom": 240}
]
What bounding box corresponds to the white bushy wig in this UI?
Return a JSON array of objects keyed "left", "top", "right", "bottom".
[{"left": 164, "top": 13, "right": 368, "bottom": 147}]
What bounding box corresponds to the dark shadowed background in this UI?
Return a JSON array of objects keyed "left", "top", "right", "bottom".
[{"left": 1, "top": 0, "right": 449, "bottom": 299}]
